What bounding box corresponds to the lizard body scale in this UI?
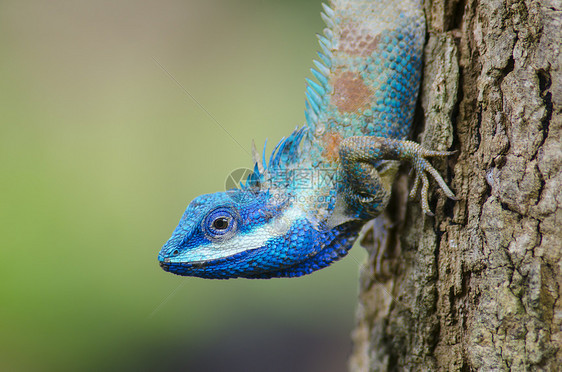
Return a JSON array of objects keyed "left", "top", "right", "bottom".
[{"left": 158, "top": 0, "right": 455, "bottom": 279}]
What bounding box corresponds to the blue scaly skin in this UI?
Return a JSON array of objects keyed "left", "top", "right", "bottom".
[{"left": 158, "top": 0, "right": 455, "bottom": 279}]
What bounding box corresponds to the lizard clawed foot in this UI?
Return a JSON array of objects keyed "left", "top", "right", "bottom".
[
  {"left": 336, "top": 136, "right": 456, "bottom": 221},
  {"left": 407, "top": 147, "right": 456, "bottom": 216}
]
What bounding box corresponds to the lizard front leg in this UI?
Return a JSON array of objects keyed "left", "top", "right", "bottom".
[{"left": 328, "top": 136, "right": 455, "bottom": 227}]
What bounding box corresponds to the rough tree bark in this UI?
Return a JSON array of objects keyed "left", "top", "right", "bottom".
[{"left": 349, "top": 0, "right": 562, "bottom": 370}]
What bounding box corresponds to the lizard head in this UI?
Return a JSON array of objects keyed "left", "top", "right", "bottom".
[
  {"left": 158, "top": 187, "right": 303, "bottom": 279},
  {"left": 158, "top": 187, "right": 361, "bottom": 279},
  {"left": 158, "top": 128, "right": 362, "bottom": 279},
  {"left": 158, "top": 188, "right": 274, "bottom": 278}
]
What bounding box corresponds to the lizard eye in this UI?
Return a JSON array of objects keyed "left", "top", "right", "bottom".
[
  {"left": 203, "top": 207, "right": 238, "bottom": 239},
  {"left": 212, "top": 217, "right": 229, "bottom": 230}
]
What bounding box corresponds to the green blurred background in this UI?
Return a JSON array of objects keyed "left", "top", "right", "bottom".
[{"left": 0, "top": 0, "right": 367, "bottom": 370}]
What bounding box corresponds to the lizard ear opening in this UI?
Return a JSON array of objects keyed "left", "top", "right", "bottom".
[{"left": 325, "top": 194, "right": 362, "bottom": 229}]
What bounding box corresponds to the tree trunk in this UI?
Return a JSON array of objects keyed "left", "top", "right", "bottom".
[{"left": 349, "top": 0, "right": 562, "bottom": 370}]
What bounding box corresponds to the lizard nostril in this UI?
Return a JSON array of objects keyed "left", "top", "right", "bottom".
[{"left": 172, "top": 249, "right": 179, "bottom": 256}]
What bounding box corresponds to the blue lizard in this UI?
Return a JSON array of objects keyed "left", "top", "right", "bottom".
[{"left": 158, "top": 0, "right": 455, "bottom": 279}]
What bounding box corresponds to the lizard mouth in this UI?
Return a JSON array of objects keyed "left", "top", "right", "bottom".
[
  {"left": 158, "top": 260, "right": 215, "bottom": 277},
  {"left": 157, "top": 247, "right": 266, "bottom": 278},
  {"left": 159, "top": 258, "right": 210, "bottom": 270}
]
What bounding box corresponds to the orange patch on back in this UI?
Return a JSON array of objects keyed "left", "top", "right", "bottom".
[
  {"left": 322, "top": 132, "right": 343, "bottom": 162},
  {"left": 339, "top": 21, "right": 381, "bottom": 57},
  {"left": 330, "top": 71, "right": 373, "bottom": 113}
]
